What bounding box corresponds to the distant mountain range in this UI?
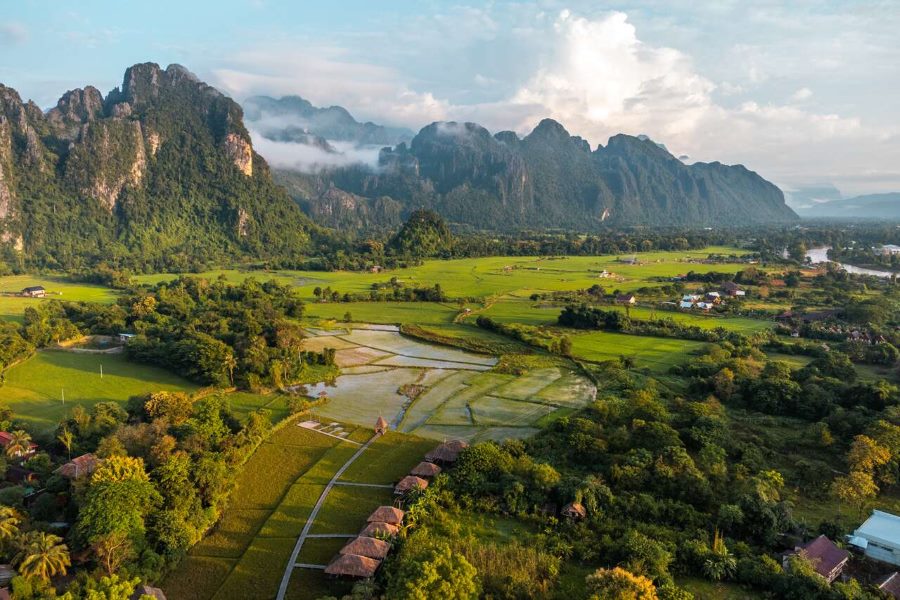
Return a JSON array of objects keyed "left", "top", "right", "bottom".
[
  {"left": 0, "top": 63, "right": 315, "bottom": 269},
  {"left": 269, "top": 115, "right": 798, "bottom": 231},
  {"left": 793, "top": 192, "right": 900, "bottom": 219}
]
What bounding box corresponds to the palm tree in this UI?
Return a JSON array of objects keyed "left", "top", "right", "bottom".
[
  {"left": 5, "top": 430, "right": 32, "bottom": 460},
  {"left": 57, "top": 427, "right": 75, "bottom": 460},
  {"left": 17, "top": 532, "right": 70, "bottom": 582},
  {"left": 0, "top": 506, "right": 21, "bottom": 548}
]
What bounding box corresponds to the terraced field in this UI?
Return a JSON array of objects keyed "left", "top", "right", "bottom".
[{"left": 299, "top": 326, "right": 596, "bottom": 441}]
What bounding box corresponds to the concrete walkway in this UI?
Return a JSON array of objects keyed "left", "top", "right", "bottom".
[{"left": 276, "top": 432, "right": 381, "bottom": 600}]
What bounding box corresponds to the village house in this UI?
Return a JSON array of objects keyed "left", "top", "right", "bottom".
[
  {"left": 339, "top": 536, "right": 391, "bottom": 560},
  {"left": 615, "top": 293, "right": 636, "bottom": 305},
  {"left": 722, "top": 281, "right": 746, "bottom": 297},
  {"left": 848, "top": 510, "right": 900, "bottom": 566},
  {"left": 561, "top": 501, "right": 586, "bottom": 520},
  {"left": 118, "top": 333, "right": 136, "bottom": 343},
  {"left": 130, "top": 586, "right": 166, "bottom": 600},
  {"left": 20, "top": 286, "right": 45, "bottom": 298},
  {"left": 705, "top": 291, "right": 722, "bottom": 304},
  {"left": 425, "top": 439, "right": 469, "bottom": 465},
  {"left": 409, "top": 461, "right": 442, "bottom": 478},
  {"left": 876, "top": 572, "right": 900, "bottom": 599},
  {"left": 783, "top": 535, "right": 849, "bottom": 582},
  {"left": 367, "top": 506, "right": 405, "bottom": 526},
  {"left": 0, "top": 432, "right": 38, "bottom": 459},
  {"left": 394, "top": 475, "right": 428, "bottom": 495},
  {"left": 55, "top": 453, "right": 100, "bottom": 480},
  {"left": 360, "top": 521, "right": 399, "bottom": 538},
  {"left": 324, "top": 554, "right": 382, "bottom": 578}
]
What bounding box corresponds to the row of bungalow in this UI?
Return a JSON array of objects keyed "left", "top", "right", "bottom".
[{"left": 322, "top": 426, "right": 469, "bottom": 579}]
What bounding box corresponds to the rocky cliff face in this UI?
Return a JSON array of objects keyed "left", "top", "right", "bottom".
[
  {"left": 297, "top": 118, "right": 797, "bottom": 230},
  {"left": 0, "top": 63, "right": 313, "bottom": 268}
]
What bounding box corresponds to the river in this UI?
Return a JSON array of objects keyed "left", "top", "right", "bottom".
[{"left": 805, "top": 246, "right": 897, "bottom": 278}]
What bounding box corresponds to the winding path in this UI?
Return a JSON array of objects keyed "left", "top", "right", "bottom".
[{"left": 275, "top": 432, "right": 382, "bottom": 600}]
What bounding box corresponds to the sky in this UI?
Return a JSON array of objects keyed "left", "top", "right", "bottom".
[{"left": 2, "top": 0, "right": 899, "bottom": 199}]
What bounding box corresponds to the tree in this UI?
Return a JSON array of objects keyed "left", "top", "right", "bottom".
[
  {"left": 5, "top": 429, "right": 32, "bottom": 459},
  {"left": 60, "top": 573, "right": 141, "bottom": 600},
  {"left": 702, "top": 530, "right": 737, "bottom": 582},
  {"left": 0, "top": 506, "right": 22, "bottom": 551},
  {"left": 16, "top": 531, "right": 70, "bottom": 582},
  {"left": 387, "top": 544, "right": 480, "bottom": 600},
  {"left": 57, "top": 427, "right": 75, "bottom": 460},
  {"left": 847, "top": 435, "right": 891, "bottom": 475},
  {"left": 585, "top": 567, "right": 658, "bottom": 600},
  {"left": 92, "top": 531, "right": 134, "bottom": 576},
  {"left": 144, "top": 391, "right": 193, "bottom": 425},
  {"left": 831, "top": 471, "right": 878, "bottom": 515}
]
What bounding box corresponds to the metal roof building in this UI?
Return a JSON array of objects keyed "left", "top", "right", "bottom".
[{"left": 849, "top": 510, "right": 900, "bottom": 566}]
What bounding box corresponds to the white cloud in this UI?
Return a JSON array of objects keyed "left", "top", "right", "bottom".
[
  {"left": 0, "top": 22, "right": 28, "bottom": 46},
  {"left": 250, "top": 131, "right": 382, "bottom": 173},
  {"left": 790, "top": 87, "right": 813, "bottom": 101}
]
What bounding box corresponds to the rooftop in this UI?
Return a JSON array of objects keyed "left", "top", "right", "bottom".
[{"left": 852, "top": 510, "right": 900, "bottom": 550}]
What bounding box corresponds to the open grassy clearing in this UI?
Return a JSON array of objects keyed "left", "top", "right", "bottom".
[
  {"left": 569, "top": 331, "right": 708, "bottom": 372},
  {"left": 309, "top": 485, "right": 395, "bottom": 535},
  {"left": 307, "top": 301, "right": 459, "bottom": 325},
  {"left": 0, "top": 274, "right": 120, "bottom": 324},
  {"left": 1, "top": 350, "right": 197, "bottom": 432}
]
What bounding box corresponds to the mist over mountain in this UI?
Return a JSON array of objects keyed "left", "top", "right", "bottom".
[
  {"left": 279, "top": 118, "right": 798, "bottom": 232},
  {"left": 795, "top": 192, "right": 900, "bottom": 219},
  {"left": 0, "top": 63, "right": 315, "bottom": 269}
]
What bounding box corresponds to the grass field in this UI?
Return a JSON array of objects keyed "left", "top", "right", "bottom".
[
  {"left": 569, "top": 331, "right": 708, "bottom": 372},
  {"left": 1, "top": 351, "right": 197, "bottom": 432},
  {"left": 0, "top": 275, "right": 120, "bottom": 323}
]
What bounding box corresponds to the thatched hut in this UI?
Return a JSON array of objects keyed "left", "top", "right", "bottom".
[
  {"left": 367, "top": 506, "right": 405, "bottom": 525},
  {"left": 360, "top": 521, "right": 400, "bottom": 538},
  {"left": 394, "top": 475, "right": 428, "bottom": 495},
  {"left": 324, "top": 554, "right": 382, "bottom": 578},
  {"left": 410, "top": 461, "right": 442, "bottom": 478},
  {"left": 425, "top": 439, "right": 469, "bottom": 464},
  {"left": 340, "top": 536, "right": 391, "bottom": 560},
  {"left": 374, "top": 416, "right": 389, "bottom": 435},
  {"left": 561, "top": 501, "right": 586, "bottom": 520}
]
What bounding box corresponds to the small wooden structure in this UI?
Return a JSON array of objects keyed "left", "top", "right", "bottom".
[
  {"left": 367, "top": 506, "right": 405, "bottom": 525},
  {"left": 374, "top": 416, "right": 389, "bottom": 435},
  {"left": 783, "top": 535, "right": 848, "bottom": 583},
  {"left": 340, "top": 536, "right": 391, "bottom": 560},
  {"left": 877, "top": 572, "right": 900, "bottom": 599},
  {"left": 324, "top": 554, "right": 382, "bottom": 578},
  {"left": 410, "top": 461, "right": 442, "bottom": 478},
  {"left": 561, "top": 501, "right": 586, "bottom": 520},
  {"left": 394, "top": 475, "right": 428, "bottom": 495},
  {"left": 425, "top": 439, "right": 468, "bottom": 464},
  {"left": 360, "top": 521, "right": 399, "bottom": 538},
  {"left": 55, "top": 454, "right": 99, "bottom": 480},
  {"left": 615, "top": 293, "right": 636, "bottom": 305}
]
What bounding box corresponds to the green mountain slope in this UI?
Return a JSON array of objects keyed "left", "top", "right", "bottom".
[
  {"left": 0, "top": 63, "right": 315, "bottom": 270},
  {"left": 283, "top": 119, "right": 797, "bottom": 231}
]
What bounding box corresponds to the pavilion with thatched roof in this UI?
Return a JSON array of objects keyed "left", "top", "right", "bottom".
[
  {"left": 340, "top": 536, "right": 391, "bottom": 560},
  {"left": 367, "top": 506, "right": 405, "bottom": 525},
  {"left": 374, "top": 416, "right": 389, "bottom": 435},
  {"left": 410, "top": 461, "right": 442, "bottom": 478},
  {"left": 360, "top": 521, "right": 400, "bottom": 538},
  {"left": 394, "top": 475, "right": 428, "bottom": 495},
  {"left": 425, "top": 439, "right": 468, "bottom": 464},
  {"left": 561, "top": 501, "right": 586, "bottom": 520},
  {"left": 324, "top": 554, "right": 382, "bottom": 578}
]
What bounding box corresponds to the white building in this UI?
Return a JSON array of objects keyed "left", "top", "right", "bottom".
[{"left": 848, "top": 510, "right": 900, "bottom": 565}]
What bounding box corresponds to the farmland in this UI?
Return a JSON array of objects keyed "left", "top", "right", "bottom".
[{"left": 163, "top": 419, "right": 434, "bottom": 600}]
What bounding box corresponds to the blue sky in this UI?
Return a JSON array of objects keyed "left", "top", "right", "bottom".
[{"left": 2, "top": 1, "right": 899, "bottom": 197}]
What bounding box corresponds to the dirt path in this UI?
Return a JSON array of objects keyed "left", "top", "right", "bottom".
[{"left": 275, "top": 432, "right": 382, "bottom": 600}]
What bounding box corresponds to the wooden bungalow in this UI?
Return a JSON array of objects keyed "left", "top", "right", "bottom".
[
  {"left": 374, "top": 416, "right": 389, "bottom": 435},
  {"left": 339, "top": 536, "right": 391, "bottom": 560},
  {"left": 0, "top": 432, "right": 38, "bottom": 459},
  {"left": 55, "top": 453, "right": 99, "bottom": 480},
  {"left": 615, "top": 293, "right": 637, "bottom": 305},
  {"left": 425, "top": 439, "right": 469, "bottom": 465},
  {"left": 20, "top": 286, "right": 45, "bottom": 298},
  {"left": 367, "top": 506, "right": 405, "bottom": 525},
  {"left": 410, "top": 461, "right": 442, "bottom": 478},
  {"left": 783, "top": 535, "right": 849, "bottom": 583},
  {"left": 877, "top": 572, "right": 900, "bottom": 599},
  {"left": 360, "top": 521, "right": 399, "bottom": 538},
  {"left": 324, "top": 554, "right": 382, "bottom": 578},
  {"left": 394, "top": 475, "right": 428, "bottom": 495},
  {"left": 561, "top": 501, "right": 586, "bottom": 520}
]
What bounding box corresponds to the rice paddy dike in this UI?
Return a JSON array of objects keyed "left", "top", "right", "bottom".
[{"left": 300, "top": 325, "right": 596, "bottom": 441}]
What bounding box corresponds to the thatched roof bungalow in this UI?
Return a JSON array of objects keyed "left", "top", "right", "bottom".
[
  {"left": 367, "top": 506, "right": 405, "bottom": 525},
  {"left": 360, "top": 521, "right": 399, "bottom": 538},
  {"left": 410, "top": 461, "right": 442, "bottom": 478},
  {"left": 340, "top": 536, "right": 391, "bottom": 560},
  {"left": 374, "top": 416, "right": 389, "bottom": 435},
  {"left": 324, "top": 554, "right": 382, "bottom": 578},
  {"left": 394, "top": 475, "right": 428, "bottom": 495},
  {"left": 425, "top": 439, "right": 469, "bottom": 464}
]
